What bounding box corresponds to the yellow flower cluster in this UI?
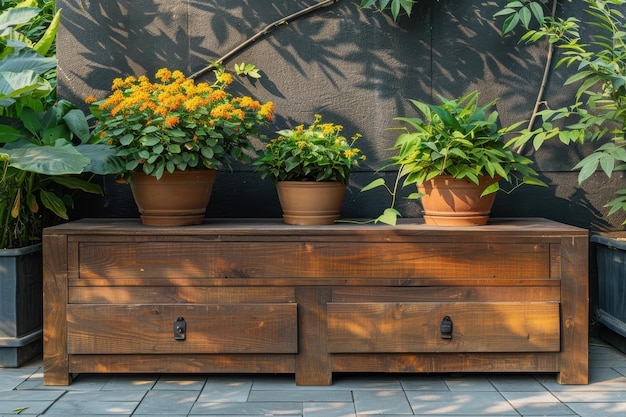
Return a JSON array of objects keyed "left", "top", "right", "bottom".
[{"left": 253, "top": 114, "right": 366, "bottom": 184}]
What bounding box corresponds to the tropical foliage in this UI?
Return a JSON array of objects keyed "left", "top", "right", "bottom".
[{"left": 0, "top": 1, "right": 119, "bottom": 249}]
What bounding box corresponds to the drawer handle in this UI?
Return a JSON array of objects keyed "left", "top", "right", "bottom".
[
  {"left": 174, "top": 317, "right": 186, "bottom": 341},
  {"left": 440, "top": 316, "right": 453, "bottom": 339}
]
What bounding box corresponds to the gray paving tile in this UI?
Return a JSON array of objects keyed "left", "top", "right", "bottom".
[
  {"left": 16, "top": 371, "right": 110, "bottom": 391},
  {"left": 0, "top": 368, "right": 40, "bottom": 390},
  {"left": 199, "top": 377, "right": 252, "bottom": 402},
  {"left": 500, "top": 391, "right": 560, "bottom": 402},
  {"left": 488, "top": 374, "right": 550, "bottom": 392},
  {"left": 43, "top": 398, "right": 137, "bottom": 415},
  {"left": 443, "top": 375, "right": 496, "bottom": 391},
  {"left": 551, "top": 390, "right": 626, "bottom": 402},
  {"left": 189, "top": 401, "right": 302, "bottom": 415},
  {"left": 251, "top": 374, "right": 403, "bottom": 391},
  {"left": 102, "top": 375, "right": 159, "bottom": 390},
  {"left": 331, "top": 375, "right": 404, "bottom": 390},
  {"left": 540, "top": 368, "right": 626, "bottom": 392},
  {"left": 133, "top": 390, "right": 199, "bottom": 415},
  {"left": 0, "top": 400, "right": 52, "bottom": 415},
  {"left": 406, "top": 391, "right": 518, "bottom": 415},
  {"left": 566, "top": 401, "right": 626, "bottom": 417},
  {"left": 400, "top": 375, "right": 449, "bottom": 391},
  {"left": 61, "top": 390, "right": 147, "bottom": 401},
  {"left": 303, "top": 402, "right": 355, "bottom": 417},
  {"left": 500, "top": 391, "right": 575, "bottom": 415},
  {"left": 353, "top": 390, "right": 413, "bottom": 415},
  {"left": 154, "top": 374, "right": 207, "bottom": 391},
  {"left": 0, "top": 389, "right": 63, "bottom": 401},
  {"left": 248, "top": 389, "right": 352, "bottom": 402}
]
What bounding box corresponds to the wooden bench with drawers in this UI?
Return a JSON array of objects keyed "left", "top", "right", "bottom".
[{"left": 43, "top": 217, "right": 588, "bottom": 385}]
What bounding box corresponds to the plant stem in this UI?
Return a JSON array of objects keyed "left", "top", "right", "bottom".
[
  {"left": 516, "top": 0, "right": 558, "bottom": 153},
  {"left": 189, "top": 0, "right": 339, "bottom": 80}
]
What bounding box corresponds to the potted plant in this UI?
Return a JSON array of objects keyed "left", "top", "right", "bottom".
[
  {"left": 363, "top": 90, "right": 546, "bottom": 226},
  {"left": 87, "top": 65, "right": 274, "bottom": 226},
  {"left": 253, "top": 114, "right": 366, "bottom": 225}
]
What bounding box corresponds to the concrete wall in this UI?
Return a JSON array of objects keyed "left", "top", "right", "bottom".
[{"left": 57, "top": 0, "right": 626, "bottom": 232}]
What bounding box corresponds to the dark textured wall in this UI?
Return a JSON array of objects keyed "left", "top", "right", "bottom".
[{"left": 57, "top": 0, "right": 625, "bottom": 232}]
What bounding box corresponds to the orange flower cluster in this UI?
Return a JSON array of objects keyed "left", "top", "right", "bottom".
[{"left": 87, "top": 66, "right": 274, "bottom": 180}]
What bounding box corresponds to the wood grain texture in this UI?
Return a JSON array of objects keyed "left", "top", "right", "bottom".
[
  {"left": 75, "top": 242, "right": 551, "bottom": 280},
  {"left": 327, "top": 302, "right": 560, "bottom": 353},
  {"left": 42, "top": 234, "right": 71, "bottom": 385},
  {"left": 67, "top": 304, "right": 297, "bottom": 354}
]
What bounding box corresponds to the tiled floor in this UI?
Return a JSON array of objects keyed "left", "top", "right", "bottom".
[{"left": 1, "top": 338, "right": 626, "bottom": 416}]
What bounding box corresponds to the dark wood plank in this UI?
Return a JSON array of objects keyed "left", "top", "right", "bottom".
[
  {"left": 295, "top": 287, "right": 332, "bottom": 385},
  {"left": 43, "top": 233, "right": 71, "bottom": 386},
  {"left": 69, "top": 354, "right": 295, "bottom": 374},
  {"left": 332, "top": 352, "right": 559, "bottom": 373},
  {"left": 69, "top": 286, "right": 296, "bottom": 304},
  {"left": 558, "top": 235, "right": 589, "bottom": 384}
]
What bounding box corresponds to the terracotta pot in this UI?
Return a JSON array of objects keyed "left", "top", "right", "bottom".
[
  {"left": 130, "top": 170, "right": 217, "bottom": 226},
  {"left": 276, "top": 181, "right": 347, "bottom": 225},
  {"left": 418, "top": 175, "right": 499, "bottom": 226}
]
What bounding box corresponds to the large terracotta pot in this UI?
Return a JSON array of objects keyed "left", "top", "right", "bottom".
[
  {"left": 276, "top": 181, "right": 347, "bottom": 225},
  {"left": 130, "top": 169, "right": 217, "bottom": 226},
  {"left": 418, "top": 175, "right": 499, "bottom": 226}
]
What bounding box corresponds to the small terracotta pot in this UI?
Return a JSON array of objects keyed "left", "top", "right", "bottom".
[
  {"left": 418, "top": 175, "right": 499, "bottom": 226},
  {"left": 130, "top": 170, "right": 217, "bottom": 226},
  {"left": 276, "top": 181, "right": 347, "bottom": 225}
]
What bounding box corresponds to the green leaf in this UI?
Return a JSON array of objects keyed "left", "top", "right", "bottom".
[
  {"left": 39, "top": 189, "right": 68, "bottom": 220},
  {"left": 361, "top": 177, "right": 386, "bottom": 192},
  {"left": 3, "top": 143, "right": 90, "bottom": 174},
  {"left": 33, "top": 9, "right": 60, "bottom": 56},
  {"left": 50, "top": 176, "right": 102, "bottom": 194},
  {"left": 374, "top": 208, "right": 401, "bottom": 226},
  {"left": 0, "top": 7, "right": 39, "bottom": 36},
  {"left": 63, "top": 109, "right": 91, "bottom": 143}
]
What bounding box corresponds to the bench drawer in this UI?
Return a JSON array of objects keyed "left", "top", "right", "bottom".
[
  {"left": 327, "top": 302, "right": 560, "bottom": 353},
  {"left": 67, "top": 303, "right": 297, "bottom": 354}
]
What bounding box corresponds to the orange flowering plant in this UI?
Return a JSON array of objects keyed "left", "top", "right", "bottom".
[
  {"left": 87, "top": 66, "right": 274, "bottom": 180},
  {"left": 252, "top": 114, "right": 365, "bottom": 184}
]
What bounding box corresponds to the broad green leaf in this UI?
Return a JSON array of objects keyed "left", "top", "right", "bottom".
[
  {"left": 63, "top": 109, "right": 91, "bottom": 142},
  {"left": 3, "top": 143, "right": 89, "bottom": 174},
  {"left": 0, "top": 7, "right": 39, "bottom": 36},
  {"left": 39, "top": 189, "right": 68, "bottom": 219},
  {"left": 51, "top": 176, "right": 102, "bottom": 194},
  {"left": 0, "top": 50, "right": 56, "bottom": 74}
]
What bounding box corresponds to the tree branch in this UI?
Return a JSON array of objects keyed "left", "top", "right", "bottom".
[{"left": 189, "top": 0, "right": 339, "bottom": 80}]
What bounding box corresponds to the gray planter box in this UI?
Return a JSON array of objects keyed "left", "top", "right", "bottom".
[{"left": 0, "top": 244, "right": 43, "bottom": 367}]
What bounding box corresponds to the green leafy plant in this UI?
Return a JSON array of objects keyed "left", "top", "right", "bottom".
[
  {"left": 499, "top": 0, "right": 626, "bottom": 219},
  {"left": 253, "top": 114, "right": 366, "bottom": 184},
  {"left": 0, "top": 100, "right": 120, "bottom": 249},
  {"left": 88, "top": 66, "right": 275, "bottom": 181},
  {"left": 363, "top": 91, "right": 546, "bottom": 225},
  {"left": 0, "top": 1, "right": 119, "bottom": 249}
]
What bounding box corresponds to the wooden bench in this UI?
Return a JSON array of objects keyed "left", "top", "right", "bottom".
[{"left": 43, "top": 218, "right": 588, "bottom": 385}]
